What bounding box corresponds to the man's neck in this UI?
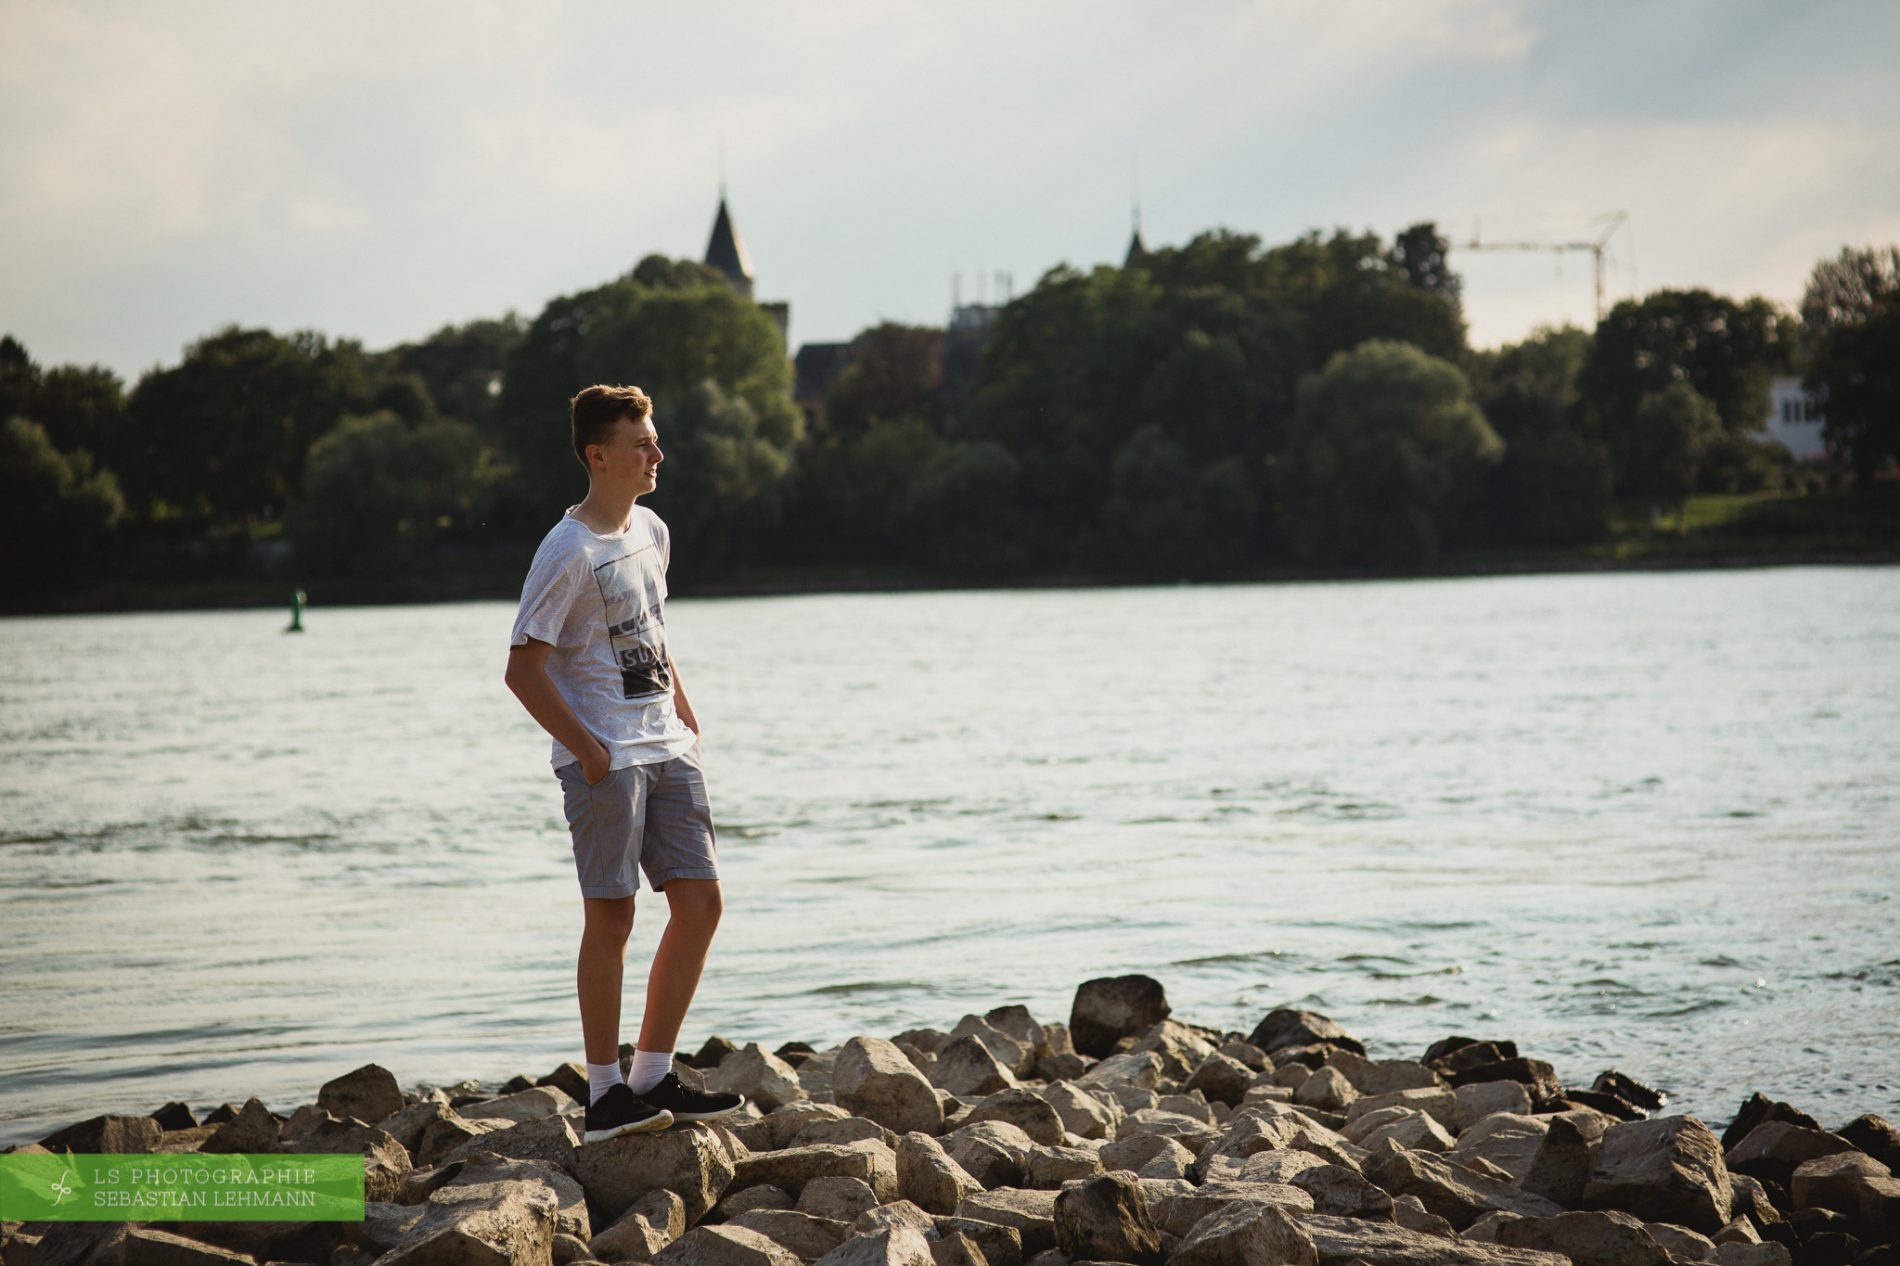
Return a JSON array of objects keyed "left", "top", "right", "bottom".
[{"left": 572, "top": 485, "right": 639, "bottom": 535}]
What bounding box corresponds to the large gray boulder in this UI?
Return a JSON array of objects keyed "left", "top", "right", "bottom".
[
  {"left": 835, "top": 1038, "right": 945, "bottom": 1136},
  {"left": 319, "top": 1063, "right": 406, "bottom": 1125},
  {"left": 1524, "top": 1114, "right": 1593, "bottom": 1206},
  {"left": 1297, "top": 1213, "right": 1573, "bottom": 1266},
  {"left": 1024, "top": 1144, "right": 1103, "bottom": 1189},
  {"left": 952, "top": 1188, "right": 1061, "bottom": 1255},
  {"left": 656, "top": 1224, "right": 804, "bottom": 1266},
  {"left": 1347, "top": 1089, "right": 1461, "bottom": 1133},
  {"left": 277, "top": 1109, "right": 414, "bottom": 1203},
  {"left": 1364, "top": 1140, "right": 1564, "bottom": 1230},
  {"left": 1722, "top": 1121, "right": 1854, "bottom": 1191},
  {"left": 1148, "top": 1181, "right": 1314, "bottom": 1239},
  {"left": 1246, "top": 1011, "right": 1366, "bottom": 1058},
  {"left": 1069, "top": 976, "right": 1171, "bottom": 1058},
  {"left": 742, "top": 1103, "right": 855, "bottom": 1152},
  {"left": 1188, "top": 1052, "right": 1259, "bottom": 1108},
  {"left": 1038, "top": 1082, "right": 1122, "bottom": 1141},
  {"left": 437, "top": 1113, "right": 579, "bottom": 1172},
  {"left": 1583, "top": 1116, "right": 1733, "bottom": 1234},
  {"left": 711, "top": 1045, "right": 807, "bottom": 1113},
  {"left": 811, "top": 1225, "right": 935, "bottom": 1266},
  {"left": 932, "top": 1037, "right": 1019, "bottom": 1099},
  {"left": 962, "top": 1089, "right": 1064, "bottom": 1147},
  {"left": 591, "top": 1188, "right": 687, "bottom": 1263},
  {"left": 1446, "top": 1113, "right": 1549, "bottom": 1181},
  {"left": 370, "top": 1176, "right": 560, "bottom": 1266},
  {"left": 1291, "top": 1163, "right": 1397, "bottom": 1220},
  {"left": 734, "top": 1140, "right": 899, "bottom": 1203},
  {"left": 201, "top": 1098, "right": 280, "bottom": 1153},
  {"left": 441, "top": 1154, "right": 591, "bottom": 1241},
  {"left": 1171, "top": 1202, "right": 1317, "bottom": 1266},
  {"left": 896, "top": 1132, "right": 983, "bottom": 1215},
  {"left": 1326, "top": 1052, "right": 1444, "bottom": 1099},
  {"left": 1052, "top": 1172, "right": 1163, "bottom": 1265},
  {"left": 1494, "top": 1210, "right": 1673, "bottom": 1266},
  {"left": 570, "top": 1122, "right": 735, "bottom": 1223},
  {"left": 941, "top": 1122, "right": 1035, "bottom": 1190},
  {"left": 797, "top": 1176, "right": 881, "bottom": 1223},
  {"left": 727, "top": 1210, "right": 850, "bottom": 1264},
  {"left": 457, "top": 1085, "right": 577, "bottom": 1127}
]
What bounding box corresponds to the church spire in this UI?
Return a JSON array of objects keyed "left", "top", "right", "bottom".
[
  {"left": 704, "top": 192, "right": 755, "bottom": 299},
  {"left": 1123, "top": 157, "right": 1148, "bottom": 267}
]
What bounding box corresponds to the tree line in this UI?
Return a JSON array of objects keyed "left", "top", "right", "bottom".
[{"left": 4, "top": 232, "right": 1896, "bottom": 599}]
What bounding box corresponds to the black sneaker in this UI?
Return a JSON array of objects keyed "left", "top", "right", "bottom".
[
  {"left": 583, "top": 1083, "right": 673, "bottom": 1143},
  {"left": 636, "top": 1072, "right": 745, "bottom": 1123}
]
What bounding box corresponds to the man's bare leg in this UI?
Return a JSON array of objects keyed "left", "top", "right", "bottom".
[
  {"left": 636, "top": 879, "right": 724, "bottom": 1053},
  {"left": 579, "top": 895, "right": 635, "bottom": 1064}
]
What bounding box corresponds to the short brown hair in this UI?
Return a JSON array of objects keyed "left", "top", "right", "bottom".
[{"left": 569, "top": 384, "right": 653, "bottom": 470}]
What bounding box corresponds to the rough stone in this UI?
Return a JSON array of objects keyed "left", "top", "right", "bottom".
[
  {"left": 1791, "top": 1150, "right": 1890, "bottom": 1216},
  {"left": 811, "top": 1225, "right": 935, "bottom": 1266},
  {"left": 571, "top": 1122, "right": 735, "bottom": 1223},
  {"left": 1713, "top": 1245, "right": 1791, "bottom": 1266},
  {"left": 1101, "top": 1131, "right": 1194, "bottom": 1178},
  {"left": 1149, "top": 1182, "right": 1315, "bottom": 1239},
  {"left": 201, "top": 1099, "right": 281, "bottom": 1154},
  {"left": 1171, "top": 1202, "right": 1317, "bottom": 1266},
  {"left": 1325, "top": 1053, "right": 1444, "bottom": 1099},
  {"left": 1454, "top": 1084, "right": 1533, "bottom": 1129},
  {"left": 1052, "top": 1173, "right": 1163, "bottom": 1265},
  {"left": 797, "top": 1176, "right": 882, "bottom": 1223},
  {"left": 898, "top": 1133, "right": 984, "bottom": 1215},
  {"left": 1158, "top": 1092, "right": 1218, "bottom": 1125},
  {"left": 1856, "top": 1174, "right": 1900, "bottom": 1240},
  {"left": 1582, "top": 1115, "right": 1734, "bottom": 1234},
  {"left": 455, "top": 1085, "right": 578, "bottom": 1127},
  {"left": 316, "top": 1064, "right": 406, "bottom": 1126},
  {"left": 1390, "top": 1194, "right": 1453, "bottom": 1238},
  {"left": 719, "top": 1184, "right": 798, "bottom": 1219},
  {"left": 1296, "top": 1067, "right": 1358, "bottom": 1112},
  {"left": 852, "top": 1201, "right": 938, "bottom": 1239},
  {"left": 742, "top": 1103, "right": 856, "bottom": 1153},
  {"left": 1291, "top": 1164, "right": 1396, "bottom": 1221},
  {"left": 1246, "top": 1012, "right": 1366, "bottom": 1059},
  {"left": 933, "top": 1038, "right": 1020, "bottom": 1100},
  {"left": 1446, "top": 1114, "right": 1549, "bottom": 1181},
  {"left": 951, "top": 1017, "right": 1034, "bottom": 1078},
  {"left": 1723, "top": 1122, "right": 1854, "bottom": 1192},
  {"left": 1524, "top": 1114, "right": 1592, "bottom": 1207},
  {"left": 793, "top": 1117, "right": 896, "bottom": 1152},
  {"left": 552, "top": 1230, "right": 591, "bottom": 1265},
  {"left": 964, "top": 1090, "right": 1065, "bottom": 1147},
  {"left": 1076, "top": 1052, "right": 1163, "bottom": 1093},
  {"left": 1494, "top": 1210, "right": 1672, "bottom": 1266},
  {"left": 371, "top": 1177, "right": 559, "bottom": 1266},
  {"left": 933, "top": 1217, "right": 1025, "bottom": 1266},
  {"left": 591, "top": 1187, "right": 686, "bottom": 1262},
  {"left": 1038, "top": 1083, "right": 1122, "bottom": 1142},
  {"left": 1024, "top": 1145, "right": 1104, "bottom": 1189},
  {"left": 930, "top": 1229, "right": 992, "bottom": 1266},
  {"left": 953, "top": 1188, "right": 1062, "bottom": 1255},
  {"left": 1188, "top": 1053, "right": 1260, "bottom": 1108},
  {"left": 728, "top": 1211, "right": 849, "bottom": 1264},
  {"left": 656, "top": 1224, "right": 805, "bottom": 1266},
  {"left": 376, "top": 1099, "right": 457, "bottom": 1156},
  {"left": 1354, "top": 1110, "right": 1456, "bottom": 1155},
  {"left": 1836, "top": 1114, "right": 1900, "bottom": 1171},
  {"left": 984, "top": 1006, "right": 1050, "bottom": 1057},
  {"left": 1346, "top": 1090, "right": 1461, "bottom": 1134},
  {"left": 1446, "top": 1060, "right": 1564, "bottom": 1111},
  {"left": 38, "top": 1113, "right": 163, "bottom": 1155},
  {"left": 439, "top": 1155, "right": 590, "bottom": 1241},
  {"left": 1719, "top": 1096, "right": 1822, "bottom": 1153},
  {"left": 1365, "top": 1140, "right": 1565, "bottom": 1230},
  {"left": 1130, "top": 1020, "right": 1220, "bottom": 1083},
  {"left": 942, "top": 1122, "right": 1036, "bottom": 1190},
  {"left": 1298, "top": 1213, "right": 1572, "bottom": 1266},
  {"left": 1069, "top": 976, "right": 1171, "bottom": 1059},
  {"left": 735, "top": 1139, "right": 900, "bottom": 1204},
  {"left": 711, "top": 1045, "right": 808, "bottom": 1114},
  {"left": 438, "top": 1113, "right": 579, "bottom": 1173},
  {"left": 1121, "top": 1108, "right": 1220, "bottom": 1151},
  {"left": 1644, "top": 1222, "right": 1718, "bottom": 1262},
  {"left": 116, "top": 1228, "right": 252, "bottom": 1266},
  {"left": 836, "top": 1038, "right": 946, "bottom": 1137}
]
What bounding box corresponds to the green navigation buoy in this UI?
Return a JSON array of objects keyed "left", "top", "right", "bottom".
[{"left": 287, "top": 588, "right": 306, "bottom": 633}]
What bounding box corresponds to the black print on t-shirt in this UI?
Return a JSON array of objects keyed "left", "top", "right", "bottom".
[{"left": 593, "top": 546, "right": 672, "bottom": 700}]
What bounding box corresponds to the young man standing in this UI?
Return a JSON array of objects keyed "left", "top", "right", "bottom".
[{"left": 504, "top": 384, "right": 744, "bottom": 1142}]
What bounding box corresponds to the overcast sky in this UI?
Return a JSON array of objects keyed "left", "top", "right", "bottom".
[{"left": 3, "top": 0, "right": 1897, "bottom": 383}]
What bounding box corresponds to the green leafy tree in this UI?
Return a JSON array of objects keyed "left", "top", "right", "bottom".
[
  {"left": 381, "top": 315, "right": 526, "bottom": 442},
  {"left": 1627, "top": 383, "right": 1723, "bottom": 528},
  {"left": 899, "top": 441, "right": 1032, "bottom": 575},
  {"left": 128, "top": 326, "right": 376, "bottom": 519},
  {"left": 2, "top": 416, "right": 126, "bottom": 588},
  {"left": 1468, "top": 326, "right": 1612, "bottom": 545},
  {"left": 1801, "top": 245, "right": 1900, "bottom": 482},
  {"left": 785, "top": 416, "right": 947, "bottom": 568},
  {"left": 0, "top": 337, "right": 132, "bottom": 474},
  {"left": 1390, "top": 222, "right": 1462, "bottom": 305},
  {"left": 824, "top": 323, "right": 948, "bottom": 439},
  {"left": 289, "top": 411, "right": 507, "bottom": 573},
  {"left": 498, "top": 257, "right": 800, "bottom": 573},
  {"left": 1580, "top": 289, "right": 1793, "bottom": 492},
  {"left": 1278, "top": 340, "right": 1503, "bottom": 565}
]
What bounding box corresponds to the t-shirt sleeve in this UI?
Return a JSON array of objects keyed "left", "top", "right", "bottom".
[
  {"left": 510, "top": 537, "right": 586, "bottom": 648},
  {"left": 649, "top": 510, "right": 672, "bottom": 574}
]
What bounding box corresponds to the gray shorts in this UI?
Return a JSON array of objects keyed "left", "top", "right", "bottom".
[{"left": 555, "top": 745, "right": 719, "bottom": 899}]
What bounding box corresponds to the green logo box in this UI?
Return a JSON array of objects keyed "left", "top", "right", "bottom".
[{"left": 0, "top": 1154, "right": 365, "bottom": 1222}]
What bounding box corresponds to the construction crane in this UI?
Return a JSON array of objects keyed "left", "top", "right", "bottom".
[{"left": 1457, "top": 212, "right": 1628, "bottom": 324}]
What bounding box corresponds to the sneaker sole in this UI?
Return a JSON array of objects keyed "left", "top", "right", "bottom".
[
  {"left": 583, "top": 1108, "right": 674, "bottom": 1143},
  {"left": 662, "top": 1102, "right": 743, "bottom": 1124}
]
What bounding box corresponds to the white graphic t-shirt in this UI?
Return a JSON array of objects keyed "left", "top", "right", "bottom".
[{"left": 509, "top": 506, "right": 697, "bottom": 771}]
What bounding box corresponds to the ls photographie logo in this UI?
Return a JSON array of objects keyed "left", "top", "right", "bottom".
[{"left": 0, "top": 1154, "right": 365, "bottom": 1222}]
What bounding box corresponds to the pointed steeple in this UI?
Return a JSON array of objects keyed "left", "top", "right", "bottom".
[
  {"left": 1124, "top": 225, "right": 1148, "bottom": 268},
  {"left": 704, "top": 190, "right": 755, "bottom": 299},
  {"left": 1124, "top": 162, "right": 1147, "bottom": 267}
]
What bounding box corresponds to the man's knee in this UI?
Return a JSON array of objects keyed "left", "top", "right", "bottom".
[
  {"left": 582, "top": 895, "right": 636, "bottom": 941},
  {"left": 665, "top": 879, "right": 723, "bottom": 930}
]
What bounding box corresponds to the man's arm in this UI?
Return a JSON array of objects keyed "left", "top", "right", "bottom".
[
  {"left": 669, "top": 657, "right": 701, "bottom": 737},
  {"left": 505, "top": 639, "right": 612, "bottom": 782}
]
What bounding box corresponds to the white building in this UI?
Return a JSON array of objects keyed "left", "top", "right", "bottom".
[{"left": 1765, "top": 375, "right": 1828, "bottom": 461}]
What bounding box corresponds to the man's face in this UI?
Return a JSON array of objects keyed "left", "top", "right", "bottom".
[{"left": 590, "top": 414, "right": 664, "bottom": 495}]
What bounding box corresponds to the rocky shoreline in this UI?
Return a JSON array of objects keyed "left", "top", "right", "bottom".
[{"left": 7, "top": 976, "right": 1896, "bottom": 1266}]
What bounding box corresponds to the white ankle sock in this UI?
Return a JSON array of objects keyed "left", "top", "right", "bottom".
[
  {"left": 587, "top": 1060, "right": 625, "bottom": 1105},
  {"left": 627, "top": 1048, "right": 674, "bottom": 1095}
]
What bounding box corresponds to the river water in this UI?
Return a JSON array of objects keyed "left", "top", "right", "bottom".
[{"left": 1, "top": 566, "right": 1895, "bottom": 1146}]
